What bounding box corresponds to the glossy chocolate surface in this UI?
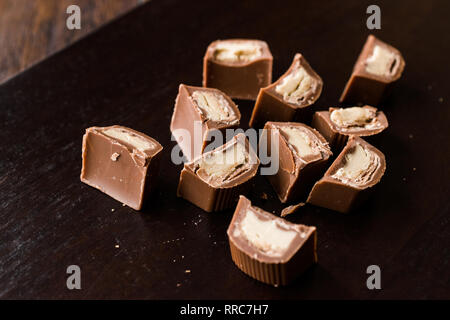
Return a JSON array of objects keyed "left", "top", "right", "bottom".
[
  {"left": 249, "top": 53, "right": 323, "bottom": 128},
  {"left": 203, "top": 39, "right": 273, "bottom": 100},
  {"left": 340, "top": 35, "right": 405, "bottom": 105},
  {"left": 177, "top": 133, "right": 259, "bottom": 212},
  {"left": 263, "top": 122, "right": 332, "bottom": 203},
  {"left": 227, "top": 196, "right": 317, "bottom": 285},
  {"left": 312, "top": 105, "right": 388, "bottom": 151},
  {"left": 307, "top": 136, "right": 386, "bottom": 213},
  {"left": 170, "top": 84, "right": 241, "bottom": 161}
]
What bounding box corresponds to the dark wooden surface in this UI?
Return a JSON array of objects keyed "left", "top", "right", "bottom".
[
  {"left": 0, "top": 0, "right": 449, "bottom": 299},
  {"left": 0, "top": 0, "right": 145, "bottom": 84}
]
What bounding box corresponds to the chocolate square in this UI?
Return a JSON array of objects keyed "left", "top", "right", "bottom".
[
  {"left": 177, "top": 133, "right": 259, "bottom": 212},
  {"left": 249, "top": 53, "right": 323, "bottom": 128},
  {"left": 263, "top": 122, "right": 332, "bottom": 203},
  {"left": 340, "top": 35, "right": 405, "bottom": 105},
  {"left": 307, "top": 136, "right": 386, "bottom": 213},
  {"left": 203, "top": 39, "right": 273, "bottom": 100},
  {"left": 80, "top": 126, "right": 163, "bottom": 210},
  {"left": 227, "top": 196, "right": 317, "bottom": 286},
  {"left": 170, "top": 84, "right": 241, "bottom": 161}
]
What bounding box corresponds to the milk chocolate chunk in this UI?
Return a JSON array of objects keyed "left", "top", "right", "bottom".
[
  {"left": 312, "top": 105, "right": 388, "bottom": 151},
  {"left": 249, "top": 53, "right": 323, "bottom": 128},
  {"left": 227, "top": 196, "right": 317, "bottom": 286},
  {"left": 203, "top": 39, "right": 273, "bottom": 100},
  {"left": 307, "top": 136, "right": 386, "bottom": 213},
  {"left": 263, "top": 122, "right": 332, "bottom": 203},
  {"left": 340, "top": 35, "right": 405, "bottom": 105},
  {"left": 170, "top": 84, "right": 241, "bottom": 161},
  {"left": 80, "top": 126, "right": 163, "bottom": 210},
  {"left": 177, "top": 133, "right": 259, "bottom": 212}
]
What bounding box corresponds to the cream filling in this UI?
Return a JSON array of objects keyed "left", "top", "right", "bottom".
[
  {"left": 198, "top": 142, "right": 247, "bottom": 179},
  {"left": 192, "top": 91, "right": 235, "bottom": 122},
  {"left": 213, "top": 42, "right": 262, "bottom": 62},
  {"left": 365, "top": 45, "right": 399, "bottom": 76},
  {"left": 280, "top": 127, "right": 320, "bottom": 158},
  {"left": 239, "top": 209, "right": 297, "bottom": 256},
  {"left": 332, "top": 143, "right": 380, "bottom": 186},
  {"left": 275, "top": 67, "right": 314, "bottom": 105},
  {"left": 103, "top": 128, "right": 154, "bottom": 152},
  {"left": 330, "top": 107, "right": 380, "bottom": 131}
]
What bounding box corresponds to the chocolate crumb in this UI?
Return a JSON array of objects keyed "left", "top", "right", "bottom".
[{"left": 281, "top": 202, "right": 305, "bottom": 217}]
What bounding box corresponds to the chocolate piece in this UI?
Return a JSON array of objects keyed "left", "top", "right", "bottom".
[
  {"left": 280, "top": 202, "right": 305, "bottom": 218},
  {"left": 340, "top": 35, "right": 405, "bottom": 105},
  {"left": 249, "top": 53, "right": 323, "bottom": 128},
  {"left": 263, "top": 122, "right": 332, "bottom": 203},
  {"left": 177, "top": 133, "right": 259, "bottom": 212},
  {"left": 80, "top": 125, "right": 163, "bottom": 210},
  {"left": 307, "top": 136, "right": 386, "bottom": 213},
  {"left": 312, "top": 105, "right": 388, "bottom": 151},
  {"left": 203, "top": 39, "right": 273, "bottom": 100},
  {"left": 170, "top": 84, "right": 241, "bottom": 161},
  {"left": 227, "top": 196, "right": 317, "bottom": 286}
]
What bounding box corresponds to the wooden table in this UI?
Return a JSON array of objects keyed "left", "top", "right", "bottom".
[
  {"left": 0, "top": 0, "right": 145, "bottom": 84},
  {"left": 0, "top": 0, "right": 449, "bottom": 299}
]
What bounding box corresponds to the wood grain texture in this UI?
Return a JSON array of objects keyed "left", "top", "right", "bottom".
[
  {"left": 0, "top": 0, "right": 449, "bottom": 299},
  {"left": 0, "top": 0, "right": 146, "bottom": 83}
]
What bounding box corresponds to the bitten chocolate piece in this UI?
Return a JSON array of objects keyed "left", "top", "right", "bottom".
[
  {"left": 249, "top": 53, "right": 323, "bottom": 128},
  {"left": 81, "top": 125, "right": 163, "bottom": 210},
  {"left": 307, "top": 136, "right": 386, "bottom": 213},
  {"left": 263, "top": 122, "right": 332, "bottom": 203},
  {"left": 312, "top": 105, "right": 388, "bottom": 151},
  {"left": 227, "top": 196, "right": 317, "bottom": 286},
  {"left": 177, "top": 133, "right": 259, "bottom": 212},
  {"left": 203, "top": 39, "right": 273, "bottom": 100},
  {"left": 170, "top": 84, "right": 241, "bottom": 161},
  {"left": 340, "top": 35, "right": 405, "bottom": 105}
]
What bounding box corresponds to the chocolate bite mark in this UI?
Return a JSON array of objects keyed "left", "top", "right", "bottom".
[{"left": 249, "top": 54, "right": 322, "bottom": 128}]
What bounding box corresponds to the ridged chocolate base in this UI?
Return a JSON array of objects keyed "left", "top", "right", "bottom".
[
  {"left": 228, "top": 231, "right": 317, "bottom": 286},
  {"left": 229, "top": 240, "right": 289, "bottom": 286}
]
